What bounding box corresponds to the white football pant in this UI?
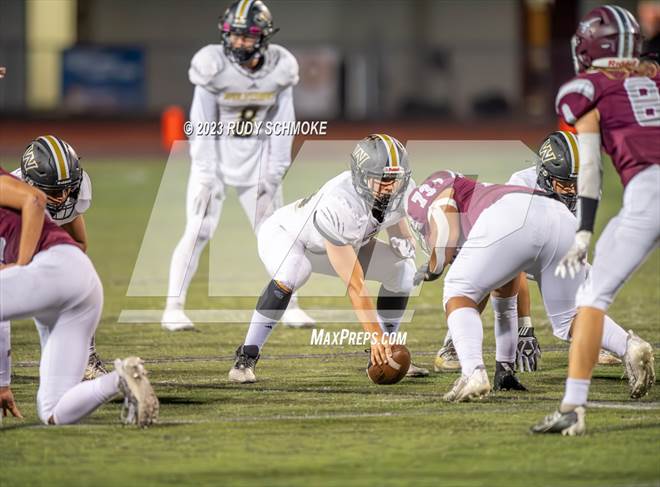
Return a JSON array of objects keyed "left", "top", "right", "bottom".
[
  {"left": 0, "top": 245, "right": 117, "bottom": 424},
  {"left": 166, "top": 163, "right": 283, "bottom": 307},
  {"left": 576, "top": 164, "right": 660, "bottom": 311}
]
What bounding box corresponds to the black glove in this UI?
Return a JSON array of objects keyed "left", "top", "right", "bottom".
[
  {"left": 413, "top": 263, "right": 442, "bottom": 286},
  {"left": 516, "top": 326, "right": 541, "bottom": 372}
]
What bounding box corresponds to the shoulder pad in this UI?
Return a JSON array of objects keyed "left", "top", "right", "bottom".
[
  {"left": 189, "top": 45, "right": 225, "bottom": 93},
  {"left": 555, "top": 73, "right": 600, "bottom": 124},
  {"left": 268, "top": 44, "right": 299, "bottom": 87}
]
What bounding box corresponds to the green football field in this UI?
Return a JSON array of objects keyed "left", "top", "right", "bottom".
[{"left": 3, "top": 152, "right": 659, "bottom": 487}]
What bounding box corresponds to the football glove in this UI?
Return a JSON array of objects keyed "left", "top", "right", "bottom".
[
  {"left": 389, "top": 236, "right": 416, "bottom": 260},
  {"left": 516, "top": 326, "right": 541, "bottom": 372},
  {"left": 413, "top": 263, "right": 443, "bottom": 286},
  {"left": 555, "top": 230, "right": 591, "bottom": 279}
]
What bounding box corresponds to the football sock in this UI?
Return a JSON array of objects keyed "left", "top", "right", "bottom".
[
  {"left": 518, "top": 316, "right": 533, "bottom": 329},
  {"left": 88, "top": 335, "right": 96, "bottom": 356},
  {"left": 244, "top": 280, "right": 293, "bottom": 349},
  {"left": 376, "top": 286, "right": 408, "bottom": 336},
  {"left": 244, "top": 310, "right": 277, "bottom": 350},
  {"left": 600, "top": 315, "right": 628, "bottom": 357},
  {"left": 443, "top": 331, "right": 452, "bottom": 346},
  {"left": 166, "top": 229, "right": 208, "bottom": 310},
  {"left": 560, "top": 377, "right": 590, "bottom": 411},
  {"left": 447, "top": 307, "right": 484, "bottom": 376},
  {"left": 492, "top": 295, "right": 518, "bottom": 363},
  {"left": 52, "top": 371, "right": 120, "bottom": 425}
]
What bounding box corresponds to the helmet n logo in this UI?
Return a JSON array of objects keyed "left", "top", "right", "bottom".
[
  {"left": 538, "top": 140, "right": 556, "bottom": 163},
  {"left": 22, "top": 145, "right": 38, "bottom": 171},
  {"left": 352, "top": 146, "right": 370, "bottom": 167}
]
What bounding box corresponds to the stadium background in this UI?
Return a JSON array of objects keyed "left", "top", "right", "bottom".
[{"left": 1, "top": 1, "right": 659, "bottom": 486}]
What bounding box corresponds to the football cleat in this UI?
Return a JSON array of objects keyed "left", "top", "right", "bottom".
[
  {"left": 443, "top": 366, "right": 491, "bottom": 402},
  {"left": 493, "top": 361, "right": 527, "bottom": 391},
  {"left": 597, "top": 349, "right": 622, "bottom": 366},
  {"left": 228, "top": 345, "right": 260, "bottom": 383},
  {"left": 114, "top": 357, "right": 159, "bottom": 428},
  {"left": 530, "top": 406, "right": 586, "bottom": 436},
  {"left": 281, "top": 303, "right": 316, "bottom": 329},
  {"left": 83, "top": 349, "right": 108, "bottom": 381},
  {"left": 406, "top": 362, "right": 430, "bottom": 377},
  {"left": 434, "top": 339, "right": 461, "bottom": 372},
  {"left": 623, "top": 331, "right": 655, "bottom": 399},
  {"left": 161, "top": 308, "right": 195, "bottom": 332}
]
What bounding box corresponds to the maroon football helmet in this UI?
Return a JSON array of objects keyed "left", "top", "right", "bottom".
[{"left": 572, "top": 5, "right": 643, "bottom": 73}]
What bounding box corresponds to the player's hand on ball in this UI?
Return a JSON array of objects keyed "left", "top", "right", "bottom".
[
  {"left": 0, "top": 386, "right": 23, "bottom": 419},
  {"left": 516, "top": 327, "right": 541, "bottom": 372},
  {"left": 555, "top": 230, "right": 591, "bottom": 279},
  {"left": 370, "top": 339, "right": 392, "bottom": 366}
]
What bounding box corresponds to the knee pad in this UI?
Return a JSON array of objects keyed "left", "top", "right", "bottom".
[
  {"left": 377, "top": 285, "right": 409, "bottom": 321},
  {"left": 256, "top": 279, "right": 293, "bottom": 321}
]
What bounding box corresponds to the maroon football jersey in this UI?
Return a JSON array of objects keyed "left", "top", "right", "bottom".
[
  {"left": 407, "top": 170, "right": 537, "bottom": 242},
  {"left": 555, "top": 70, "right": 660, "bottom": 187},
  {"left": 0, "top": 167, "right": 78, "bottom": 264}
]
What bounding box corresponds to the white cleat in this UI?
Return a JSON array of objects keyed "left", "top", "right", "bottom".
[
  {"left": 623, "top": 330, "right": 655, "bottom": 399},
  {"left": 443, "top": 366, "right": 491, "bottom": 402},
  {"left": 281, "top": 304, "right": 316, "bottom": 329},
  {"left": 161, "top": 308, "right": 195, "bottom": 332},
  {"left": 406, "top": 362, "right": 430, "bottom": 377},
  {"left": 114, "top": 357, "right": 159, "bottom": 427},
  {"left": 597, "top": 349, "right": 622, "bottom": 366}
]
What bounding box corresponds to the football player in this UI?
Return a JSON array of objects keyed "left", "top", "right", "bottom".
[
  {"left": 228, "top": 134, "right": 429, "bottom": 382},
  {"left": 162, "top": 0, "right": 314, "bottom": 331},
  {"left": 0, "top": 135, "right": 106, "bottom": 381},
  {"left": 435, "top": 130, "right": 620, "bottom": 375},
  {"left": 0, "top": 168, "right": 158, "bottom": 426},
  {"left": 533, "top": 5, "right": 659, "bottom": 435},
  {"left": 407, "top": 169, "right": 654, "bottom": 403}
]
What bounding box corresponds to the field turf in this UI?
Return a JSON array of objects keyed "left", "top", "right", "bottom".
[{"left": 3, "top": 152, "right": 659, "bottom": 487}]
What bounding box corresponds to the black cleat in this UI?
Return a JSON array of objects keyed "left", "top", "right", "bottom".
[
  {"left": 228, "top": 345, "right": 260, "bottom": 383},
  {"left": 493, "top": 361, "right": 527, "bottom": 391}
]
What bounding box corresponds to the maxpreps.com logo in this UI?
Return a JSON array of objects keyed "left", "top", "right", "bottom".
[{"left": 310, "top": 328, "right": 407, "bottom": 346}]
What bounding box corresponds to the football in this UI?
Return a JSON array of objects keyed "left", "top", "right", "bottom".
[{"left": 367, "top": 344, "right": 411, "bottom": 385}]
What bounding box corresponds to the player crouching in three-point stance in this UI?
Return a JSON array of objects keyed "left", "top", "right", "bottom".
[
  {"left": 228, "top": 134, "right": 429, "bottom": 383},
  {"left": 0, "top": 168, "right": 158, "bottom": 426},
  {"left": 162, "top": 0, "right": 314, "bottom": 331},
  {"left": 0, "top": 136, "right": 107, "bottom": 381},
  {"left": 406, "top": 169, "right": 654, "bottom": 403},
  {"left": 436, "top": 130, "right": 620, "bottom": 374},
  {"left": 532, "top": 5, "right": 658, "bottom": 436}
]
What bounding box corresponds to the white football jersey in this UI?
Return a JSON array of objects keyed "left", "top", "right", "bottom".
[
  {"left": 11, "top": 168, "right": 92, "bottom": 226},
  {"left": 507, "top": 166, "right": 538, "bottom": 189},
  {"left": 271, "top": 171, "right": 411, "bottom": 254},
  {"left": 188, "top": 43, "right": 298, "bottom": 186}
]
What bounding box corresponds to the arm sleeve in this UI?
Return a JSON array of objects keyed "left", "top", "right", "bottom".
[
  {"left": 188, "top": 85, "right": 220, "bottom": 185},
  {"left": 266, "top": 86, "right": 296, "bottom": 182},
  {"left": 576, "top": 132, "right": 603, "bottom": 232}
]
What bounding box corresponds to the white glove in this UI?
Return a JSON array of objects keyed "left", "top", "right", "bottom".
[
  {"left": 389, "top": 237, "right": 416, "bottom": 259},
  {"left": 555, "top": 230, "right": 591, "bottom": 279}
]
